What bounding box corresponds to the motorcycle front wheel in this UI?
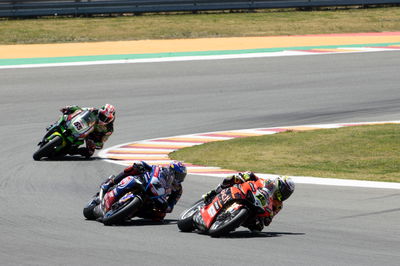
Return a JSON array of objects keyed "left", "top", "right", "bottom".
[
  {"left": 177, "top": 199, "right": 204, "bottom": 232},
  {"left": 102, "top": 197, "right": 143, "bottom": 226},
  {"left": 83, "top": 194, "right": 100, "bottom": 220},
  {"left": 208, "top": 207, "right": 249, "bottom": 238},
  {"left": 33, "top": 135, "right": 63, "bottom": 161}
]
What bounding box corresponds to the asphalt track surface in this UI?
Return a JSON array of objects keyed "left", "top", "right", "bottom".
[{"left": 1, "top": 51, "right": 400, "bottom": 265}]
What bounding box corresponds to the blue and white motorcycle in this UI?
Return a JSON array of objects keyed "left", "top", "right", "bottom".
[{"left": 83, "top": 171, "right": 168, "bottom": 226}]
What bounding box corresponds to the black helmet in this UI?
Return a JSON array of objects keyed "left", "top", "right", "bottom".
[{"left": 275, "top": 177, "right": 295, "bottom": 201}]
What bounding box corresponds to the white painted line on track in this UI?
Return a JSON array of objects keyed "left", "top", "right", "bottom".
[
  {"left": 1, "top": 47, "right": 399, "bottom": 69},
  {"left": 99, "top": 121, "right": 400, "bottom": 190},
  {"left": 200, "top": 173, "right": 400, "bottom": 190}
]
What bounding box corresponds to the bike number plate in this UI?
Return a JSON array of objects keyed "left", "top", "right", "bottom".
[{"left": 207, "top": 205, "right": 217, "bottom": 217}]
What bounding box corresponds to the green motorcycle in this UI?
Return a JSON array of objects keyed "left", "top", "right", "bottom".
[{"left": 33, "top": 109, "right": 97, "bottom": 161}]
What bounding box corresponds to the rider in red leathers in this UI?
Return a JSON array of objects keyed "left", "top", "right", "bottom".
[{"left": 202, "top": 172, "right": 295, "bottom": 231}]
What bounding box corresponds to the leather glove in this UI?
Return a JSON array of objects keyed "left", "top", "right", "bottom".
[
  {"left": 132, "top": 162, "right": 146, "bottom": 174},
  {"left": 101, "top": 175, "right": 115, "bottom": 193},
  {"left": 240, "top": 171, "right": 256, "bottom": 181},
  {"left": 202, "top": 190, "right": 217, "bottom": 204},
  {"left": 60, "top": 106, "right": 72, "bottom": 114}
]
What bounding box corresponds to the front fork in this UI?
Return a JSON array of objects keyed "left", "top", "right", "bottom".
[{"left": 38, "top": 127, "right": 57, "bottom": 146}]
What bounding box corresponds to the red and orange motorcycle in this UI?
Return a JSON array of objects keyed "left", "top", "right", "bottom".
[{"left": 177, "top": 179, "right": 272, "bottom": 237}]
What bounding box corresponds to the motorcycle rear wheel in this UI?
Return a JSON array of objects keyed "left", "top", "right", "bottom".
[
  {"left": 177, "top": 199, "right": 204, "bottom": 232},
  {"left": 208, "top": 207, "right": 249, "bottom": 238},
  {"left": 102, "top": 197, "right": 142, "bottom": 226},
  {"left": 33, "top": 135, "right": 63, "bottom": 161}
]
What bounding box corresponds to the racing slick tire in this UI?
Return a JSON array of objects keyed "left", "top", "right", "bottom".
[
  {"left": 33, "top": 135, "right": 63, "bottom": 161},
  {"left": 83, "top": 194, "right": 100, "bottom": 220},
  {"left": 102, "top": 196, "right": 143, "bottom": 226},
  {"left": 177, "top": 200, "right": 204, "bottom": 232},
  {"left": 208, "top": 207, "right": 249, "bottom": 238}
]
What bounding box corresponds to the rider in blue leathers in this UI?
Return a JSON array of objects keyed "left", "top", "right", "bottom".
[{"left": 101, "top": 161, "right": 187, "bottom": 221}]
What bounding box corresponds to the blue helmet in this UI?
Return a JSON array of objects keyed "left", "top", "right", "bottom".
[{"left": 169, "top": 161, "right": 187, "bottom": 183}]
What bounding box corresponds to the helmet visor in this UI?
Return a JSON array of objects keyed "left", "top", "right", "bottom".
[
  {"left": 277, "top": 178, "right": 294, "bottom": 201},
  {"left": 174, "top": 171, "right": 186, "bottom": 183},
  {"left": 99, "top": 112, "right": 112, "bottom": 124}
]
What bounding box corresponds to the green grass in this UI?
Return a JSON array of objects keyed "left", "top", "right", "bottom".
[
  {"left": 1, "top": 7, "right": 400, "bottom": 44},
  {"left": 2, "top": 8, "right": 399, "bottom": 183},
  {"left": 170, "top": 124, "right": 400, "bottom": 182}
]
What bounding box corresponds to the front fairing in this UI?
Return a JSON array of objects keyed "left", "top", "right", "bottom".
[
  {"left": 200, "top": 187, "right": 245, "bottom": 228},
  {"left": 240, "top": 181, "right": 273, "bottom": 215},
  {"left": 41, "top": 111, "right": 90, "bottom": 148},
  {"left": 248, "top": 189, "right": 272, "bottom": 214},
  {"left": 199, "top": 182, "right": 272, "bottom": 229},
  {"left": 38, "top": 117, "right": 66, "bottom": 150},
  {"left": 118, "top": 192, "right": 136, "bottom": 205},
  {"left": 65, "top": 110, "right": 96, "bottom": 141},
  {"left": 102, "top": 175, "right": 147, "bottom": 213},
  {"left": 40, "top": 115, "right": 65, "bottom": 144}
]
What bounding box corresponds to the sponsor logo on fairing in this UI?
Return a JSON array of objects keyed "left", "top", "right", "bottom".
[
  {"left": 119, "top": 193, "right": 134, "bottom": 204},
  {"left": 213, "top": 201, "right": 220, "bottom": 211},
  {"left": 118, "top": 176, "right": 134, "bottom": 188},
  {"left": 208, "top": 205, "right": 217, "bottom": 217}
]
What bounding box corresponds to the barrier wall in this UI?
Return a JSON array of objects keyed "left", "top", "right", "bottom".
[{"left": 0, "top": 0, "right": 399, "bottom": 17}]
